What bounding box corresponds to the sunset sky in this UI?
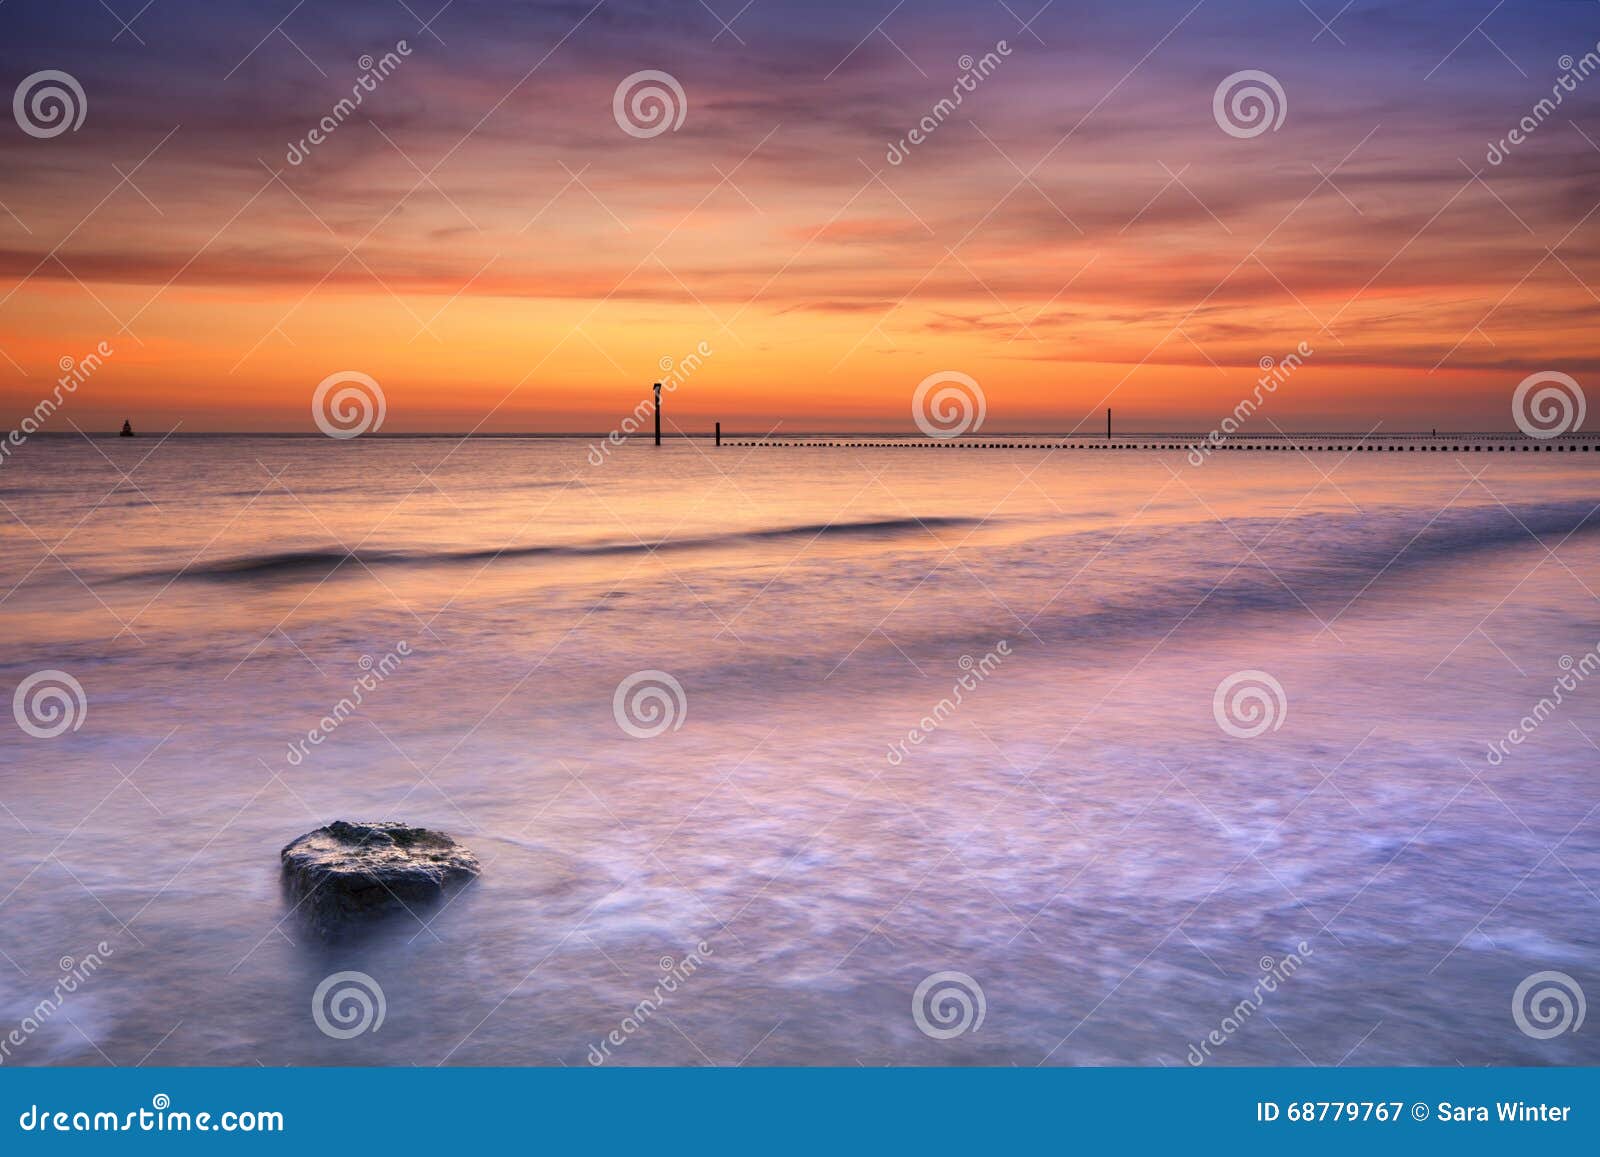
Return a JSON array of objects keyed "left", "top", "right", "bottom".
[{"left": 1, "top": 0, "right": 1597, "bottom": 433}]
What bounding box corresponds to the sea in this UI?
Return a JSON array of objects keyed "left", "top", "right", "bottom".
[{"left": 0, "top": 434, "right": 1597, "bottom": 1066}]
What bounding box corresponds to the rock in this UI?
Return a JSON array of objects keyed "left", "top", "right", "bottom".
[{"left": 280, "top": 820, "right": 480, "bottom": 935}]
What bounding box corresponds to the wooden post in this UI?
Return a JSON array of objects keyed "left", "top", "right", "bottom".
[
  {"left": 1106, "top": 408, "right": 1111, "bottom": 439},
  {"left": 654, "top": 382, "right": 661, "bottom": 446},
  {"left": 715, "top": 421, "right": 721, "bottom": 447}
]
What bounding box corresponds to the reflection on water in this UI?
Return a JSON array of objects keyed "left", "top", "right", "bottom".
[{"left": 0, "top": 436, "right": 1597, "bottom": 1066}]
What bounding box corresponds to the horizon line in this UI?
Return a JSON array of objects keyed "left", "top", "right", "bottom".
[{"left": 31, "top": 429, "right": 1593, "bottom": 440}]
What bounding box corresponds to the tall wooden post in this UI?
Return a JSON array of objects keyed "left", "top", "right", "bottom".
[
  {"left": 1106, "top": 408, "right": 1111, "bottom": 439},
  {"left": 715, "top": 421, "right": 721, "bottom": 447},
  {"left": 654, "top": 382, "right": 661, "bottom": 446}
]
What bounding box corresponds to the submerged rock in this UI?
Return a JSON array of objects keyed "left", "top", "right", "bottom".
[{"left": 280, "top": 820, "right": 479, "bottom": 935}]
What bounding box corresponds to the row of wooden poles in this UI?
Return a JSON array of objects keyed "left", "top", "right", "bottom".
[
  {"left": 646, "top": 391, "right": 1592, "bottom": 451},
  {"left": 722, "top": 440, "right": 1594, "bottom": 451}
]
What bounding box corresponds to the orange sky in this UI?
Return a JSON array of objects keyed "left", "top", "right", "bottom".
[{"left": 2, "top": 1, "right": 1597, "bottom": 433}]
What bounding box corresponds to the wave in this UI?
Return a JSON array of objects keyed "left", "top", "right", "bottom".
[
  {"left": 144, "top": 516, "right": 983, "bottom": 581},
  {"left": 119, "top": 498, "right": 1600, "bottom": 610},
  {"left": 1012, "top": 497, "right": 1600, "bottom": 640},
  {"left": 1230, "top": 497, "right": 1600, "bottom": 578}
]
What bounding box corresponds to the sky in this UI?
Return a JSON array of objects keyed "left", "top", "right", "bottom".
[{"left": 0, "top": 0, "right": 1597, "bottom": 433}]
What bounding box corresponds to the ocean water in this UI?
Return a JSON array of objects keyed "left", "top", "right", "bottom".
[{"left": 0, "top": 435, "right": 1597, "bottom": 1067}]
